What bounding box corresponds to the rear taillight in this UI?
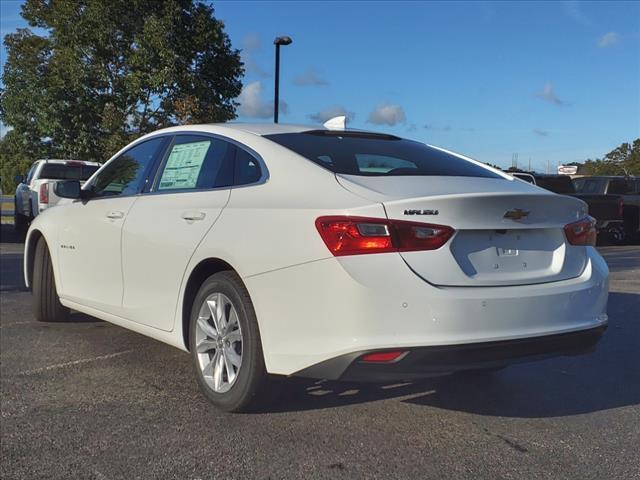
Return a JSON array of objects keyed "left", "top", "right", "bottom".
[
  {"left": 315, "top": 216, "right": 454, "bottom": 256},
  {"left": 564, "top": 216, "right": 596, "bottom": 246},
  {"left": 39, "top": 183, "right": 49, "bottom": 204}
]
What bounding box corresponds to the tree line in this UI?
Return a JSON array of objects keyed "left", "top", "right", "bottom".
[
  {"left": 566, "top": 139, "right": 640, "bottom": 176},
  {"left": 1, "top": 0, "right": 244, "bottom": 194}
]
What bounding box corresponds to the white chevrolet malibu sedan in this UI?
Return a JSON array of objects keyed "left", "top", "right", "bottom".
[{"left": 24, "top": 123, "right": 609, "bottom": 412}]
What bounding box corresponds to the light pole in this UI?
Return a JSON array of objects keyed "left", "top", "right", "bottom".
[{"left": 273, "top": 36, "right": 292, "bottom": 123}]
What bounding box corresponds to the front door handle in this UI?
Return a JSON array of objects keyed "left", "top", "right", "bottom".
[
  {"left": 181, "top": 211, "right": 206, "bottom": 222},
  {"left": 106, "top": 210, "right": 124, "bottom": 219}
]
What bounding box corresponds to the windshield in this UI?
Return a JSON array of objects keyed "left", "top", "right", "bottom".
[
  {"left": 39, "top": 163, "right": 100, "bottom": 181},
  {"left": 265, "top": 131, "right": 502, "bottom": 178}
]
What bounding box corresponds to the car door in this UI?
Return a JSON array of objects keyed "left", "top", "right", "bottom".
[
  {"left": 120, "top": 134, "right": 237, "bottom": 331},
  {"left": 57, "top": 137, "right": 169, "bottom": 315}
]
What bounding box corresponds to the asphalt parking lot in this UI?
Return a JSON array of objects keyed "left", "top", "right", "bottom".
[{"left": 1, "top": 223, "right": 639, "bottom": 480}]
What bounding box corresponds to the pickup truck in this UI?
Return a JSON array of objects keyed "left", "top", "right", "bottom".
[
  {"left": 14, "top": 159, "right": 100, "bottom": 232},
  {"left": 509, "top": 172, "right": 627, "bottom": 244},
  {"left": 573, "top": 176, "right": 640, "bottom": 244}
]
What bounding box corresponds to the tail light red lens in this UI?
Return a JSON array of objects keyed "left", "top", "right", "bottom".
[
  {"left": 564, "top": 216, "right": 596, "bottom": 246},
  {"left": 315, "top": 216, "right": 454, "bottom": 256},
  {"left": 360, "top": 351, "right": 407, "bottom": 363},
  {"left": 39, "top": 183, "right": 49, "bottom": 204}
]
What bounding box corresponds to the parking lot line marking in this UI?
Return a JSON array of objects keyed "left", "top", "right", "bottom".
[{"left": 16, "top": 350, "right": 134, "bottom": 376}]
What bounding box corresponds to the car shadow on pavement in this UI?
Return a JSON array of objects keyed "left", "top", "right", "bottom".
[
  {"left": 262, "top": 292, "right": 640, "bottom": 418},
  {"left": 0, "top": 223, "right": 26, "bottom": 244}
]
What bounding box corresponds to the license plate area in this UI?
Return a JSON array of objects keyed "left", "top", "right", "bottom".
[{"left": 450, "top": 229, "right": 564, "bottom": 280}]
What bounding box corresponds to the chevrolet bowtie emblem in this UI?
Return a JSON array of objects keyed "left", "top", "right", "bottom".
[{"left": 504, "top": 208, "right": 530, "bottom": 221}]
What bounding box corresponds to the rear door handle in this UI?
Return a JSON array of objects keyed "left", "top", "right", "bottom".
[
  {"left": 181, "top": 211, "right": 206, "bottom": 222},
  {"left": 106, "top": 210, "right": 124, "bottom": 219}
]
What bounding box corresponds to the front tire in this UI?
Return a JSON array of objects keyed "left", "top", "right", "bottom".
[
  {"left": 32, "top": 237, "right": 69, "bottom": 322},
  {"left": 189, "top": 271, "right": 271, "bottom": 412}
]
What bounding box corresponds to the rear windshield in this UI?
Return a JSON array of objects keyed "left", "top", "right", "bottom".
[
  {"left": 264, "top": 131, "right": 502, "bottom": 178},
  {"left": 39, "top": 163, "right": 99, "bottom": 181},
  {"left": 535, "top": 176, "right": 575, "bottom": 194},
  {"left": 573, "top": 178, "right": 604, "bottom": 194}
]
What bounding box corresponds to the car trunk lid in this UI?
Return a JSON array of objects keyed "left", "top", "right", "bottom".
[{"left": 337, "top": 175, "right": 589, "bottom": 287}]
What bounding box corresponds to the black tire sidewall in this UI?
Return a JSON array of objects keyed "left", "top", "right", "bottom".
[{"left": 189, "top": 272, "right": 266, "bottom": 412}]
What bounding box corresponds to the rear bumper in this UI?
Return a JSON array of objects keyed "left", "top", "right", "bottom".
[
  {"left": 246, "top": 246, "right": 609, "bottom": 376},
  {"left": 293, "top": 325, "right": 607, "bottom": 381}
]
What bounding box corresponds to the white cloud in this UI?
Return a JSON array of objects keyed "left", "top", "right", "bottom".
[
  {"left": 294, "top": 68, "right": 329, "bottom": 86},
  {"left": 243, "top": 56, "right": 270, "bottom": 78},
  {"left": 241, "top": 33, "right": 270, "bottom": 78},
  {"left": 308, "top": 105, "right": 355, "bottom": 123},
  {"left": 535, "top": 83, "right": 568, "bottom": 106},
  {"left": 367, "top": 103, "right": 406, "bottom": 126},
  {"left": 238, "top": 81, "right": 287, "bottom": 119},
  {"left": 242, "top": 33, "right": 262, "bottom": 52},
  {"left": 597, "top": 32, "right": 620, "bottom": 48},
  {"left": 533, "top": 128, "right": 550, "bottom": 137}
]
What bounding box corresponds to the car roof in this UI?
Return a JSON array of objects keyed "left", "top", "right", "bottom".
[{"left": 148, "top": 122, "right": 386, "bottom": 137}]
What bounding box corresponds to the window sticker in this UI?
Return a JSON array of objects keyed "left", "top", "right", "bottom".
[{"left": 158, "top": 141, "right": 211, "bottom": 190}]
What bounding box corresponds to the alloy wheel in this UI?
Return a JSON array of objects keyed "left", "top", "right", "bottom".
[{"left": 194, "top": 292, "right": 243, "bottom": 393}]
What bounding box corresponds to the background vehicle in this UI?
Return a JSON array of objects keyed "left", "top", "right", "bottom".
[
  {"left": 573, "top": 176, "right": 640, "bottom": 243},
  {"left": 14, "top": 160, "right": 100, "bottom": 232},
  {"left": 509, "top": 171, "right": 576, "bottom": 194},
  {"left": 24, "top": 123, "right": 608, "bottom": 412}
]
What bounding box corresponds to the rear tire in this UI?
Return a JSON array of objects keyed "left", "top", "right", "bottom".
[
  {"left": 32, "top": 237, "right": 69, "bottom": 322},
  {"left": 14, "top": 201, "right": 28, "bottom": 234},
  {"left": 189, "top": 271, "right": 273, "bottom": 412}
]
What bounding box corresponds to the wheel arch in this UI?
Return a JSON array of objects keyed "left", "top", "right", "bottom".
[
  {"left": 24, "top": 228, "right": 45, "bottom": 289},
  {"left": 181, "top": 257, "right": 238, "bottom": 351}
]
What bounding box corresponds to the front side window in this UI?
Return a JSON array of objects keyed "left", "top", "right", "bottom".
[
  {"left": 264, "top": 131, "right": 502, "bottom": 178},
  {"left": 92, "top": 138, "right": 166, "bottom": 197},
  {"left": 156, "top": 135, "right": 234, "bottom": 191},
  {"left": 608, "top": 179, "right": 635, "bottom": 195}
]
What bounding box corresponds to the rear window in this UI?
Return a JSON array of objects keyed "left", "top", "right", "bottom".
[
  {"left": 264, "top": 131, "right": 502, "bottom": 178},
  {"left": 534, "top": 176, "right": 575, "bottom": 194},
  {"left": 39, "top": 163, "right": 99, "bottom": 181},
  {"left": 573, "top": 178, "right": 602, "bottom": 194}
]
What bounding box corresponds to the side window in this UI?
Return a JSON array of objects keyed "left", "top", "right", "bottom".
[
  {"left": 608, "top": 179, "right": 631, "bottom": 195},
  {"left": 156, "top": 135, "right": 234, "bottom": 191},
  {"left": 26, "top": 163, "right": 38, "bottom": 184},
  {"left": 234, "top": 147, "right": 262, "bottom": 185},
  {"left": 92, "top": 138, "right": 166, "bottom": 198}
]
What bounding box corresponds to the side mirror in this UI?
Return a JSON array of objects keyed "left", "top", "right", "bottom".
[
  {"left": 14, "top": 174, "right": 24, "bottom": 185},
  {"left": 54, "top": 180, "right": 82, "bottom": 199}
]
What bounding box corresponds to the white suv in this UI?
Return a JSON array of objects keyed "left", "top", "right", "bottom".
[
  {"left": 14, "top": 159, "right": 100, "bottom": 232},
  {"left": 24, "top": 124, "right": 608, "bottom": 412}
]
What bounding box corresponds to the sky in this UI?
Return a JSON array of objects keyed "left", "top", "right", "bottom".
[{"left": 1, "top": 0, "right": 639, "bottom": 172}]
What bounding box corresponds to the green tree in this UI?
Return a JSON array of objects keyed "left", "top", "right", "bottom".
[
  {"left": 0, "top": 0, "right": 243, "bottom": 173},
  {"left": 577, "top": 139, "right": 640, "bottom": 176}
]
